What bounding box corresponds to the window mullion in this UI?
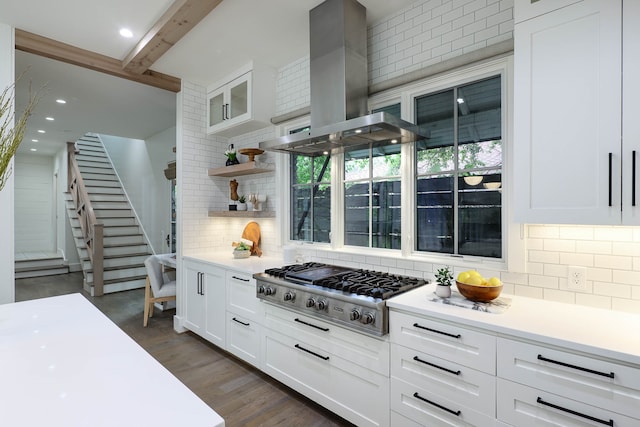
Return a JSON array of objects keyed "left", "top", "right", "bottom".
[{"left": 453, "top": 88, "right": 460, "bottom": 255}]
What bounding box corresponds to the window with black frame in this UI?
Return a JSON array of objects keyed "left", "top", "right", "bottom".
[
  {"left": 344, "top": 143, "right": 402, "bottom": 249},
  {"left": 415, "top": 76, "right": 502, "bottom": 258},
  {"left": 290, "top": 126, "right": 331, "bottom": 243}
]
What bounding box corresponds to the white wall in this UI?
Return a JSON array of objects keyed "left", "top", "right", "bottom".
[
  {"left": 14, "top": 154, "right": 55, "bottom": 253},
  {"left": 100, "top": 128, "right": 175, "bottom": 254},
  {"left": 0, "top": 23, "right": 14, "bottom": 304}
]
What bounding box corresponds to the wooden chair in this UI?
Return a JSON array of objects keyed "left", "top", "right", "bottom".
[{"left": 143, "top": 255, "right": 176, "bottom": 327}]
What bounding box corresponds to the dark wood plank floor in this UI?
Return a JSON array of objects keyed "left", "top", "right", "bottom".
[{"left": 15, "top": 272, "right": 355, "bottom": 427}]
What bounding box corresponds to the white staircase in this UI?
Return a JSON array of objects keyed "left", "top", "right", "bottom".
[
  {"left": 15, "top": 254, "right": 69, "bottom": 279},
  {"left": 66, "top": 134, "right": 152, "bottom": 295}
]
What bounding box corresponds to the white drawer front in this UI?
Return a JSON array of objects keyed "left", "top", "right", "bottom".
[
  {"left": 225, "top": 311, "right": 260, "bottom": 368},
  {"left": 391, "top": 377, "right": 497, "bottom": 427},
  {"left": 264, "top": 304, "right": 389, "bottom": 375},
  {"left": 391, "top": 344, "right": 496, "bottom": 417},
  {"left": 226, "top": 270, "right": 263, "bottom": 322},
  {"left": 498, "top": 378, "right": 639, "bottom": 427},
  {"left": 390, "top": 411, "right": 423, "bottom": 427},
  {"left": 497, "top": 337, "right": 640, "bottom": 419},
  {"left": 263, "top": 328, "right": 389, "bottom": 427},
  {"left": 390, "top": 310, "right": 496, "bottom": 374}
]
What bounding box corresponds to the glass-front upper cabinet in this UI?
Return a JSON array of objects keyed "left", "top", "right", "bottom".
[{"left": 206, "top": 62, "right": 276, "bottom": 137}]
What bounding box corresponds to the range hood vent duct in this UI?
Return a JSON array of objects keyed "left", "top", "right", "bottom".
[{"left": 260, "top": 0, "right": 428, "bottom": 156}]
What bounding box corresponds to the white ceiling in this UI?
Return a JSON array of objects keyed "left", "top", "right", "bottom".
[{"left": 2, "top": 0, "right": 417, "bottom": 156}]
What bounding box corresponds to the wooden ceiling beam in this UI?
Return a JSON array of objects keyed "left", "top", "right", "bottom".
[
  {"left": 122, "top": 0, "right": 223, "bottom": 74},
  {"left": 15, "top": 29, "right": 181, "bottom": 93}
]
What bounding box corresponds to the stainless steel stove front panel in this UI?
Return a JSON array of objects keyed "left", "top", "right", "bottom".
[{"left": 254, "top": 274, "right": 387, "bottom": 336}]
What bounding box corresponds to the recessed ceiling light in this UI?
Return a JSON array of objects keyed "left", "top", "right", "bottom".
[
  {"left": 46, "top": 117, "right": 54, "bottom": 121},
  {"left": 30, "top": 148, "right": 37, "bottom": 152},
  {"left": 457, "top": 98, "right": 465, "bottom": 104},
  {"left": 31, "top": 139, "right": 38, "bottom": 142},
  {"left": 38, "top": 130, "right": 45, "bottom": 133},
  {"left": 56, "top": 99, "right": 66, "bottom": 104},
  {"left": 391, "top": 139, "right": 398, "bottom": 144},
  {"left": 119, "top": 28, "right": 133, "bottom": 38}
]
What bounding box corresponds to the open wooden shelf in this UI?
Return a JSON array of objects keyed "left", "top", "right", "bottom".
[
  {"left": 207, "top": 161, "right": 273, "bottom": 177},
  {"left": 208, "top": 210, "right": 275, "bottom": 218}
]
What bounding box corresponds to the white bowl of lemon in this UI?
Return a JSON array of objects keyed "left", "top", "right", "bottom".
[{"left": 455, "top": 270, "right": 502, "bottom": 302}]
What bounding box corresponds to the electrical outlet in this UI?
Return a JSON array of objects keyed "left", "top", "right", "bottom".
[{"left": 567, "top": 266, "right": 587, "bottom": 291}]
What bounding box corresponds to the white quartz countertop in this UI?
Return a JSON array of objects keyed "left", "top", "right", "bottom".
[
  {"left": 0, "top": 294, "right": 224, "bottom": 427},
  {"left": 387, "top": 284, "right": 640, "bottom": 366},
  {"left": 184, "top": 251, "right": 284, "bottom": 273}
]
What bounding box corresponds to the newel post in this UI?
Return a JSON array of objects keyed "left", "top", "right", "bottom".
[{"left": 93, "top": 224, "right": 104, "bottom": 296}]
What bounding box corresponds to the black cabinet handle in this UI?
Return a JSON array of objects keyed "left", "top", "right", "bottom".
[
  {"left": 537, "top": 354, "right": 614, "bottom": 378},
  {"left": 221, "top": 103, "right": 226, "bottom": 121},
  {"left": 295, "top": 318, "right": 330, "bottom": 332},
  {"left": 295, "top": 344, "right": 329, "bottom": 360},
  {"left": 232, "top": 275, "right": 250, "bottom": 282},
  {"left": 413, "top": 356, "right": 461, "bottom": 376},
  {"left": 197, "top": 272, "right": 203, "bottom": 295},
  {"left": 413, "top": 322, "right": 461, "bottom": 339},
  {"left": 225, "top": 103, "right": 230, "bottom": 120},
  {"left": 608, "top": 152, "right": 613, "bottom": 207},
  {"left": 632, "top": 150, "right": 636, "bottom": 207},
  {"left": 232, "top": 317, "right": 250, "bottom": 326},
  {"left": 536, "top": 397, "right": 613, "bottom": 426},
  {"left": 413, "top": 392, "right": 461, "bottom": 416}
]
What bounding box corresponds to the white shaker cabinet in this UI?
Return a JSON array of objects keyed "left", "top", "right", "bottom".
[
  {"left": 206, "top": 62, "right": 275, "bottom": 137},
  {"left": 513, "top": 0, "right": 629, "bottom": 224},
  {"left": 183, "top": 259, "right": 226, "bottom": 348},
  {"left": 388, "top": 310, "right": 497, "bottom": 427},
  {"left": 225, "top": 269, "right": 263, "bottom": 368}
]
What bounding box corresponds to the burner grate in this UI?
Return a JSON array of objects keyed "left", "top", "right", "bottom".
[
  {"left": 264, "top": 262, "right": 326, "bottom": 279},
  {"left": 315, "top": 269, "right": 427, "bottom": 300}
]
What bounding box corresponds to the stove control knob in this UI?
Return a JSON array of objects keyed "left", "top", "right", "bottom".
[
  {"left": 264, "top": 287, "right": 276, "bottom": 296},
  {"left": 350, "top": 309, "right": 361, "bottom": 321},
  {"left": 361, "top": 312, "right": 375, "bottom": 325},
  {"left": 284, "top": 291, "right": 295, "bottom": 302},
  {"left": 257, "top": 285, "right": 266, "bottom": 294},
  {"left": 316, "top": 299, "right": 327, "bottom": 311},
  {"left": 306, "top": 298, "right": 316, "bottom": 308}
]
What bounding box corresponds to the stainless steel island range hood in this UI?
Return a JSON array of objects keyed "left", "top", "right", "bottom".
[{"left": 260, "top": 0, "right": 428, "bottom": 156}]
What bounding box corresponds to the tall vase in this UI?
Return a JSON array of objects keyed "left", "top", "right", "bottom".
[{"left": 226, "top": 157, "right": 239, "bottom": 166}]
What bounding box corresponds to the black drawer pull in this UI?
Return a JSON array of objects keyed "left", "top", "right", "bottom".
[
  {"left": 413, "top": 323, "right": 461, "bottom": 339},
  {"left": 295, "top": 318, "right": 330, "bottom": 332},
  {"left": 537, "top": 354, "right": 615, "bottom": 378},
  {"left": 608, "top": 152, "right": 613, "bottom": 207},
  {"left": 537, "top": 397, "right": 613, "bottom": 426},
  {"left": 413, "top": 356, "right": 461, "bottom": 376},
  {"left": 413, "top": 392, "right": 461, "bottom": 416},
  {"left": 232, "top": 275, "right": 250, "bottom": 282},
  {"left": 632, "top": 150, "right": 636, "bottom": 207},
  {"left": 232, "top": 317, "right": 250, "bottom": 326},
  {"left": 295, "top": 344, "right": 329, "bottom": 360}
]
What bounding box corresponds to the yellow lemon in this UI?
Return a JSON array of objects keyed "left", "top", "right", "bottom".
[
  {"left": 467, "top": 270, "right": 482, "bottom": 278},
  {"left": 466, "top": 275, "right": 484, "bottom": 286},
  {"left": 457, "top": 272, "right": 471, "bottom": 283},
  {"left": 488, "top": 277, "right": 502, "bottom": 287}
]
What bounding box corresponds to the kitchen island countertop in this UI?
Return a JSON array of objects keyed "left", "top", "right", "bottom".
[
  {"left": 388, "top": 284, "right": 640, "bottom": 366},
  {"left": 0, "top": 293, "right": 225, "bottom": 427}
]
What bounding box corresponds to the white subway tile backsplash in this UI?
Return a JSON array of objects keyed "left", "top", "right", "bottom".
[
  {"left": 593, "top": 281, "right": 631, "bottom": 299},
  {"left": 558, "top": 252, "right": 594, "bottom": 267},
  {"left": 594, "top": 254, "right": 633, "bottom": 270}
]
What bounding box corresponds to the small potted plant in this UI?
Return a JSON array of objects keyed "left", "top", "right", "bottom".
[
  {"left": 225, "top": 143, "right": 239, "bottom": 166},
  {"left": 435, "top": 266, "right": 453, "bottom": 298},
  {"left": 237, "top": 195, "right": 247, "bottom": 211}
]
